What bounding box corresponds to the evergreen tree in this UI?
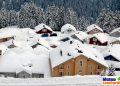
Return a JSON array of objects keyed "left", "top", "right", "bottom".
[
  {"left": 96, "top": 9, "right": 120, "bottom": 33},
  {"left": 57, "top": 6, "right": 66, "bottom": 30},
  {"left": 8, "top": 10, "right": 18, "bottom": 26},
  {"left": 0, "top": 8, "right": 9, "bottom": 28},
  {"left": 65, "top": 7, "right": 79, "bottom": 30},
  {"left": 18, "top": 2, "right": 46, "bottom": 28},
  {"left": 45, "top": 5, "right": 59, "bottom": 30},
  {"left": 78, "top": 16, "right": 90, "bottom": 31}
]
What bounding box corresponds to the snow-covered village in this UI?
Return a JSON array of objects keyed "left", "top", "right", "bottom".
[
  {"left": 0, "top": 0, "right": 119, "bottom": 86},
  {"left": 0, "top": 23, "right": 119, "bottom": 85}
]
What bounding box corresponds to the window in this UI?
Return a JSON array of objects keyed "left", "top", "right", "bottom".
[
  {"left": 89, "top": 64, "right": 93, "bottom": 70},
  {"left": 42, "top": 28, "right": 47, "bottom": 32},
  {"left": 39, "top": 74, "right": 44, "bottom": 78},
  {"left": 67, "top": 65, "right": 69, "bottom": 69},
  {"left": 59, "top": 65, "right": 64, "bottom": 69},
  {"left": 80, "top": 61, "right": 83, "bottom": 67},
  {"left": 93, "top": 42, "right": 96, "bottom": 45},
  {"left": 94, "top": 28, "right": 98, "bottom": 32},
  {"left": 68, "top": 72, "right": 70, "bottom": 75},
  {"left": 97, "top": 66, "right": 101, "bottom": 69},
  {"left": 67, "top": 29, "right": 72, "bottom": 33},
  {"left": 93, "top": 38, "right": 97, "bottom": 41},
  {"left": 79, "top": 70, "right": 82, "bottom": 73},
  {"left": 60, "top": 72, "right": 64, "bottom": 76},
  {"left": 97, "top": 72, "right": 100, "bottom": 75}
]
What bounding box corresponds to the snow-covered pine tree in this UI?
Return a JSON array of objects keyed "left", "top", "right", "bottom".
[
  {"left": 0, "top": 8, "right": 9, "bottom": 28},
  {"left": 57, "top": 6, "right": 66, "bottom": 31},
  {"left": 8, "top": 10, "right": 18, "bottom": 26},
  {"left": 18, "top": 2, "right": 37, "bottom": 28},
  {"left": 36, "top": 7, "right": 45, "bottom": 25},
  {"left": 78, "top": 16, "right": 90, "bottom": 31},
  {"left": 45, "top": 5, "right": 59, "bottom": 31},
  {"left": 65, "top": 7, "right": 79, "bottom": 30},
  {"left": 96, "top": 9, "right": 120, "bottom": 33}
]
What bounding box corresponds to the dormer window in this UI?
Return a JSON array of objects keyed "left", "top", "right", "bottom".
[
  {"left": 42, "top": 28, "right": 47, "bottom": 32},
  {"left": 80, "top": 61, "right": 83, "bottom": 67},
  {"left": 67, "top": 29, "right": 72, "bottom": 32}
]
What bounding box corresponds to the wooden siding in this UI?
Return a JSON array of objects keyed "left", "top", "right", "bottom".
[
  {"left": 87, "top": 28, "right": 102, "bottom": 34},
  {"left": 0, "top": 37, "right": 14, "bottom": 43},
  {"left": 52, "top": 55, "right": 107, "bottom": 77},
  {"left": 110, "top": 40, "right": 120, "bottom": 45},
  {"left": 36, "top": 28, "right": 52, "bottom": 34}
]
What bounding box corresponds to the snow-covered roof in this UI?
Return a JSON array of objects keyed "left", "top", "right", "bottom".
[
  {"left": 106, "top": 60, "right": 120, "bottom": 68},
  {"left": 61, "top": 24, "right": 76, "bottom": 33},
  {"left": 102, "top": 44, "right": 120, "bottom": 61},
  {"left": 13, "top": 40, "right": 30, "bottom": 48},
  {"left": 86, "top": 24, "right": 103, "bottom": 32},
  {"left": 0, "top": 51, "right": 50, "bottom": 77},
  {"left": 0, "top": 27, "right": 35, "bottom": 40},
  {"left": 0, "top": 45, "right": 8, "bottom": 55},
  {"left": 0, "top": 32, "right": 14, "bottom": 39},
  {"left": 110, "top": 27, "right": 120, "bottom": 34},
  {"left": 71, "top": 31, "right": 88, "bottom": 40},
  {"left": 38, "top": 38, "right": 50, "bottom": 49},
  {"left": 109, "top": 37, "right": 120, "bottom": 43},
  {"left": 50, "top": 40, "right": 108, "bottom": 68},
  {"left": 35, "top": 23, "right": 53, "bottom": 32},
  {"left": 21, "top": 28, "right": 36, "bottom": 36},
  {"left": 88, "top": 33, "right": 109, "bottom": 43}
]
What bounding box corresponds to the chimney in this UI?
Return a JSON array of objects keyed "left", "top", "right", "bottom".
[
  {"left": 70, "top": 41, "right": 73, "bottom": 44},
  {"left": 60, "top": 49, "right": 62, "bottom": 56}
]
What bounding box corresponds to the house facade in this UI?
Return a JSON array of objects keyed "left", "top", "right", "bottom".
[
  {"left": 36, "top": 28, "right": 52, "bottom": 34},
  {"left": 0, "top": 36, "right": 14, "bottom": 43},
  {"left": 110, "top": 40, "right": 120, "bottom": 45},
  {"left": 0, "top": 72, "right": 44, "bottom": 78},
  {"left": 87, "top": 29, "right": 103, "bottom": 34},
  {"left": 110, "top": 37, "right": 120, "bottom": 45},
  {"left": 86, "top": 24, "right": 103, "bottom": 34},
  {"left": 89, "top": 37, "right": 108, "bottom": 46},
  {"left": 35, "top": 23, "right": 53, "bottom": 37},
  {"left": 52, "top": 55, "right": 107, "bottom": 77}
]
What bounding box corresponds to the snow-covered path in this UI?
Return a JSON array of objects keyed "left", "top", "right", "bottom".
[{"left": 0, "top": 76, "right": 105, "bottom": 86}]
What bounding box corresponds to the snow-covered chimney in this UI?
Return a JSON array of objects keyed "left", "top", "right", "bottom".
[
  {"left": 70, "top": 41, "right": 73, "bottom": 44},
  {"left": 60, "top": 49, "right": 62, "bottom": 56}
]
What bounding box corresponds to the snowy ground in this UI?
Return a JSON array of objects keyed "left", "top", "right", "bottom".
[{"left": 0, "top": 75, "right": 107, "bottom": 86}]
